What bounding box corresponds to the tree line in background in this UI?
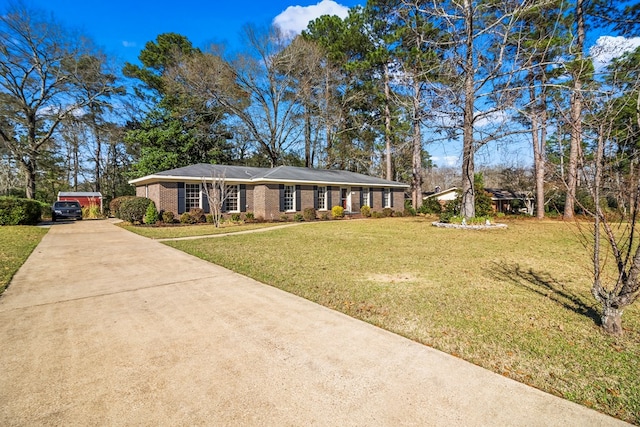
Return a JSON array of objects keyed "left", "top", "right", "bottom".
[{"left": 0, "top": 1, "right": 639, "bottom": 331}]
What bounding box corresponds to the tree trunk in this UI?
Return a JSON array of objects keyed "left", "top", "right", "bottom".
[
  {"left": 460, "top": 0, "right": 475, "bottom": 219},
  {"left": 384, "top": 63, "right": 392, "bottom": 181},
  {"left": 411, "top": 79, "right": 423, "bottom": 210},
  {"left": 24, "top": 158, "right": 37, "bottom": 199},
  {"left": 601, "top": 305, "right": 623, "bottom": 336},
  {"left": 564, "top": 0, "right": 585, "bottom": 220}
]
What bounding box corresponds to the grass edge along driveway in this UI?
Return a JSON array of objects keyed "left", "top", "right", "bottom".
[
  {"left": 0, "top": 226, "right": 48, "bottom": 294},
  {"left": 161, "top": 217, "right": 640, "bottom": 424}
]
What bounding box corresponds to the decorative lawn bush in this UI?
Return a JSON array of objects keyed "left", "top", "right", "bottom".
[
  {"left": 118, "top": 197, "right": 153, "bottom": 224},
  {"left": 0, "top": 196, "right": 42, "bottom": 225}
]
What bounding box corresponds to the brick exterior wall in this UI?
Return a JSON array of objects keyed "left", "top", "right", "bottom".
[{"left": 135, "top": 181, "right": 406, "bottom": 219}]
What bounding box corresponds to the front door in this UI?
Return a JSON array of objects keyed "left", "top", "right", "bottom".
[{"left": 341, "top": 187, "right": 351, "bottom": 212}]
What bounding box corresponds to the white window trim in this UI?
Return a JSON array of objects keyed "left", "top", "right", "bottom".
[
  {"left": 317, "top": 186, "right": 327, "bottom": 211},
  {"left": 362, "top": 187, "right": 370, "bottom": 208},
  {"left": 225, "top": 184, "right": 240, "bottom": 213},
  {"left": 284, "top": 185, "right": 296, "bottom": 212},
  {"left": 185, "top": 183, "right": 202, "bottom": 210},
  {"left": 383, "top": 188, "right": 391, "bottom": 208}
]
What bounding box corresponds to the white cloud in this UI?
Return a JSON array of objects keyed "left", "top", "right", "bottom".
[
  {"left": 431, "top": 156, "right": 458, "bottom": 167},
  {"left": 273, "top": 0, "right": 350, "bottom": 36},
  {"left": 122, "top": 40, "right": 137, "bottom": 48},
  {"left": 590, "top": 36, "right": 640, "bottom": 69}
]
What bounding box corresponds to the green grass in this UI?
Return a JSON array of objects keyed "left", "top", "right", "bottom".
[
  {"left": 165, "top": 217, "right": 640, "bottom": 424},
  {"left": 118, "top": 221, "right": 285, "bottom": 239},
  {"left": 0, "top": 226, "right": 48, "bottom": 294}
]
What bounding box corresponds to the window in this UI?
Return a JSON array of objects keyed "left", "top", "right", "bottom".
[
  {"left": 185, "top": 183, "right": 200, "bottom": 210},
  {"left": 284, "top": 185, "right": 295, "bottom": 211},
  {"left": 225, "top": 185, "right": 240, "bottom": 212},
  {"left": 317, "top": 186, "right": 327, "bottom": 210},
  {"left": 362, "top": 187, "right": 370, "bottom": 207},
  {"left": 383, "top": 188, "right": 391, "bottom": 208}
]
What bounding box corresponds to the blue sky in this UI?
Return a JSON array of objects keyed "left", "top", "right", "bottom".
[{"left": 22, "top": 0, "right": 362, "bottom": 65}]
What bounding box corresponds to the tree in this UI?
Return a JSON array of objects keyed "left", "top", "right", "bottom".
[
  {"left": 123, "top": 33, "right": 234, "bottom": 177},
  {"left": 0, "top": 3, "right": 120, "bottom": 198},
  {"left": 582, "top": 46, "right": 640, "bottom": 335}
]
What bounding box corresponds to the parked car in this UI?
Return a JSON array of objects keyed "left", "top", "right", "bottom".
[{"left": 51, "top": 201, "right": 83, "bottom": 222}]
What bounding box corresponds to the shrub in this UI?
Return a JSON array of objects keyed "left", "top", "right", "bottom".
[
  {"left": 244, "top": 212, "right": 255, "bottom": 222},
  {"left": 303, "top": 207, "right": 316, "bottom": 221},
  {"left": 162, "top": 211, "right": 175, "bottom": 223},
  {"left": 395, "top": 210, "right": 404, "bottom": 217},
  {"left": 320, "top": 212, "right": 330, "bottom": 220},
  {"left": 382, "top": 207, "right": 394, "bottom": 217},
  {"left": 144, "top": 202, "right": 159, "bottom": 224},
  {"left": 403, "top": 207, "right": 416, "bottom": 217},
  {"left": 331, "top": 205, "right": 344, "bottom": 219},
  {"left": 371, "top": 211, "right": 382, "bottom": 218},
  {"left": 189, "top": 208, "right": 206, "bottom": 223},
  {"left": 109, "top": 196, "right": 136, "bottom": 219},
  {"left": 360, "top": 205, "right": 371, "bottom": 218},
  {"left": 230, "top": 213, "right": 241, "bottom": 222},
  {"left": 180, "top": 212, "right": 195, "bottom": 224},
  {"left": 119, "top": 197, "right": 153, "bottom": 224},
  {"left": 83, "top": 203, "right": 102, "bottom": 219},
  {"left": 280, "top": 214, "right": 290, "bottom": 222},
  {"left": 419, "top": 197, "right": 443, "bottom": 214},
  {"left": 0, "top": 197, "right": 42, "bottom": 225},
  {"left": 205, "top": 214, "right": 214, "bottom": 223}
]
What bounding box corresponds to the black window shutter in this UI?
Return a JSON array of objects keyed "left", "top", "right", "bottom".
[
  {"left": 279, "top": 184, "right": 285, "bottom": 212},
  {"left": 359, "top": 187, "right": 364, "bottom": 207},
  {"left": 240, "top": 185, "right": 246, "bottom": 212},
  {"left": 389, "top": 189, "right": 394, "bottom": 208},
  {"left": 202, "top": 184, "right": 210, "bottom": 213},
  {"left": 327, "top": 186, "right": 332, "bottom": 208},
  {"left": 295, "top": 186, "right": 301, "bottom": 211},
  {"left": 313, "top": 186, "right": 318, "bottom": 209},
  {"left": 177, "top": 182, "right": 185, "bottom": 214}
]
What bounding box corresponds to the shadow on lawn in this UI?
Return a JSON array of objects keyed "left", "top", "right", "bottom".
[{"left": 492, "top": 262, "right": 601, "bottom": 325}]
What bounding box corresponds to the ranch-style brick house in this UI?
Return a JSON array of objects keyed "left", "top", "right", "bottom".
[{"left": 129, "top": 164, "right": 409, "bottom": 220}]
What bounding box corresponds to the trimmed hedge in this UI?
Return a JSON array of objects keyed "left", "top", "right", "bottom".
[
  {"left": 109, "top": 196, "right": 136, "bottom": 219},
  {"left": 0, "top": 197, "right": 43, "bottom": 225},
  {"left": 118, "top": 197, "right": 154, "bottom": 224}
]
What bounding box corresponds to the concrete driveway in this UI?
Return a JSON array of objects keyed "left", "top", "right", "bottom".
[{"left": 0, "top": 219, "right": 629, "bottom": 426}]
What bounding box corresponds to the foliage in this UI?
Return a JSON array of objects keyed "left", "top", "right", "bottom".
[
  {"left": 382, "top": 207, "right": 393, "bottom": 217},
  {"left": 188, "top": 208, "right": 206, "bottom": 223},
  {"left": 360, "top": 205, "right": 371, "bottom": 217},
  {"left": 0, "top": 197, "right": 43, "bottom": 225},
  {"left": 303, "top": 208, "right": 316, "bottom": 221},
  {"left": 82, "top": 204, "right": 102, "bottom": 219},
  {"left": 403, "top": 208, "right": 416, "bottom": 217},
  {"left": 205, "top": 214, "right": 214, "bottom": 224},
  {"left": 144, "top": 202, "right": 159, "bottom": 224},
  {"left": 244, "top": 212, "right": 255, "bottom": 222},
  {"left": 320, "top": 212, "right": 330, "bottom": 220},
  {"left": 230, "top": 213, "right": 241, "bottom": 223},
  {"left": 331, "top": 205, "right": 345, "bottom": 219},
  {"left": 419, "top": 197, "right": 442, "bottom": 214},
  {"left": 109, "top": 196, "right": 136, "bottom": 219},
  {"left": 293, "top": 213, "right": 304, "bottom": 222},
  {"left": 118, "top": 197, "right": 153, "bottom": 224},
  {"left": 180, "top": 212, "right": 195, "bottom": 224},
  {"left": 162, "top": 211, "right": 175, "bottom": 223},
  {"left": 0, "top": 226, "right": 48, "bottom": 294}
]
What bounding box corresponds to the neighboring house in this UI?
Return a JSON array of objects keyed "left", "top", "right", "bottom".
[
  {"left": 129, "top": 164, "right": 409, "bottom": 220},
  {"left": 57, "top": 192, "right": 103, "bottom": 212},
  {"left": 423, "top": 187, "right": 534, "bottom": 215}
]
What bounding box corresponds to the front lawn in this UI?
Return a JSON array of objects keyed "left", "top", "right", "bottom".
[
  {"left": 165, "top": 217, "right": 640, "bottom": 424},
  {"left": 0, "top": 226, "right": 48, "bottom": 294}
]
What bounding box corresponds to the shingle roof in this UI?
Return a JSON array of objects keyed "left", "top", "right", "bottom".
[{"left": 130, "top": 164, "right": 409, "bottom": 188}]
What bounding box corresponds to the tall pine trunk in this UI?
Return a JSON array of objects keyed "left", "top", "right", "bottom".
[{"left": 460, "top": 0, "right": 475, "bottom": 219}]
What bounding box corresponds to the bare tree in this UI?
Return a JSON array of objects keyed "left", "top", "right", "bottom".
[
  {"left": 201, "top": 173, "right": 237, "bottom": 228},
  {"left": 0, "top": 3, "right": 120, "bottom": 198},
  {"left": 579, "top": 47, "right": 640, "bottom": 335}
]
